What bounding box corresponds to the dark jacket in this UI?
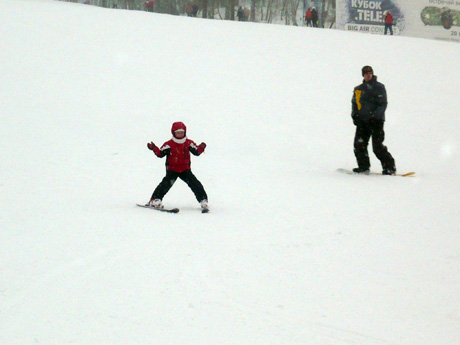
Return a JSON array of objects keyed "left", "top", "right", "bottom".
[
  {"left": 311, "top": 9, "right": 318, "bottom": 20},
  {"left": 351, "top": 76, "right": 387, "bottom": 124}
]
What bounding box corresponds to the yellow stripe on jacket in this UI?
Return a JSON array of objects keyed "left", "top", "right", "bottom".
[{"left": 355, "top": 90, "right": 362, "bottom": 110}]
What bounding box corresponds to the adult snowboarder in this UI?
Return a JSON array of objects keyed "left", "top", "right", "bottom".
[
  {"left": 146, "top": 122, "right": 209, "bottom": 211},
  {"left": 305, "top": 8, "right": 313, "bottom": 27},
  {"left": 351, "top": 66, "right": 396, "bottom": 175},
  {"left": 311, "top": 7, "right": 319, "bottom": 27},
  {"left": 384, "top": 11, "right": 393, "bottom": 35},
  {"left": 237, "top": 6, "right": 245, "bottom": 21}
]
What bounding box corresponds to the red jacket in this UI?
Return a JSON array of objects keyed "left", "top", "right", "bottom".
[
  {"left": 385, "top": 12, "right": 393, "bottom": 24},
  {"left": 153, "top": 122, "right": 205, "bottom": 172}
]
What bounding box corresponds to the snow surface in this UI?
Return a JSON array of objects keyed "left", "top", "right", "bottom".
[{"left": 1, "top": 1, "right": 460, "bottom": 344}]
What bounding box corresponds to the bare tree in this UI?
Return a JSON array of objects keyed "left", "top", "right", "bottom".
[
  {"left": 200, "top": 0, "right": 208, "bottom": 18},
  {"left": 281, "top": 0, "right": 289, "bottom": 25},
  {"left": 215, "top": 0, "right": 225, "bottom": 19},
  {"left": 290, "top": 0, "right": 301, "bottom": 25},
  {"left": 250, "top": 0, "right": 256, "bottom": 21},
  {"left": 264, "top": 0, "right": 275, "bottom": 23},
  {"left": 320, "top": 0, "right": 335, "bottom": 28},
  {"left": 225, "top": 0, "right": 236, "bottom": 20}
]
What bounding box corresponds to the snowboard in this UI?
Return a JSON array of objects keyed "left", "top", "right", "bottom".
[
  {"left": 337, "top": 168, "right": 415, "bottom": 177},
  {"left": 136, "top": 204, "right": 180, "bottom": 213}
]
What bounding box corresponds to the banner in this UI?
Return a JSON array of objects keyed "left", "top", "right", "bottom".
[{"left": 336, "top": 0, "right": 460, "bottom": 43}]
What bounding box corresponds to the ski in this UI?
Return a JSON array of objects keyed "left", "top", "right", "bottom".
[
  {"left": 136, "top": 204, "right": 180, "bottom": 213},
  {"left": 337, "top": 168, "right": 415, "bottom": 177}
]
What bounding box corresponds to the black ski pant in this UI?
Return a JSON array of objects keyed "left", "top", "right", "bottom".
[
  {"left": 385, "top": 24, "right": 393, "bottom": 35},
  {"left": 151, "top": 169, "right": 207, "bottom": 202},
  {"left": 354, "top": 121, "right": 396, "bottom": 171}
]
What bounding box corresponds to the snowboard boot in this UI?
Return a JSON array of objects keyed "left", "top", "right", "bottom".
[
  {"left": 382, "top": 168, "right": 396, "bottom": 175},
  {"left": 147, "top": 198, "right": 164, "bottom": 209},
  {"left": 352, "top": 167, "right": 370, "bottom": 174}
]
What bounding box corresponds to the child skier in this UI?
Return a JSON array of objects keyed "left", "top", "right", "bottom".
[{"left": 146, "top": 121, "right": 209, "bottom": 211}]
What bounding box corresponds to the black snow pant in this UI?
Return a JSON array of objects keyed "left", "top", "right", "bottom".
[
  {"left": 354, "top": 121, "right": 396, "bottom": 171},
  {"left": 384, "top": 24, "right": 393, "bottom": 35},
  {"left": 151, "top": 169, "right": 207, "bottom": 202}
]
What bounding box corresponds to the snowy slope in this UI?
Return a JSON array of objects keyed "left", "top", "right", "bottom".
[{"left": 1, "top": 1, "right": 459, "bottom": 344}]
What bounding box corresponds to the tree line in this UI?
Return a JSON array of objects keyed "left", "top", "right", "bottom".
[{"left": 59, "top": 0, "right": 336, "bottom": 28}]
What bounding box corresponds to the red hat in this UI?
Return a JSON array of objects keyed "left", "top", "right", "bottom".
[{"left": 171, "top": 122, "right": 186, "bottom": 138}]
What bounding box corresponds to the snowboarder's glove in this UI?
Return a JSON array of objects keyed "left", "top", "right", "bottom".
[
  {"left": 198, "top": 142, "right": 206, "bottom": 150},
  {"left": 147, "top": 142, "right": 157, "bottom": 150}
]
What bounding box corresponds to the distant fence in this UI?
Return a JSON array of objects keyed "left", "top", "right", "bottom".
[{"left": 59, "top": 0, "right": 460, "bottom": 43}]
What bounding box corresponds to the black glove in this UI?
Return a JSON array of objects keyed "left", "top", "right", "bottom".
[
  {"left": 198, "top": 142, "right": 206, "bottom": 150},
  {"left": 352, "top": 117, "right": 360, "bottom": 126}
]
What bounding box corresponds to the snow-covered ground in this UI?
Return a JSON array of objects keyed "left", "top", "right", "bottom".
[{"left": 1, "top": 1, "right": 459, "bottom": 344}]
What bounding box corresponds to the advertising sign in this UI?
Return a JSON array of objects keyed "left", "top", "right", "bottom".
[{"left": 336, "top": 0, "right": 460, "bottom": 43}]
